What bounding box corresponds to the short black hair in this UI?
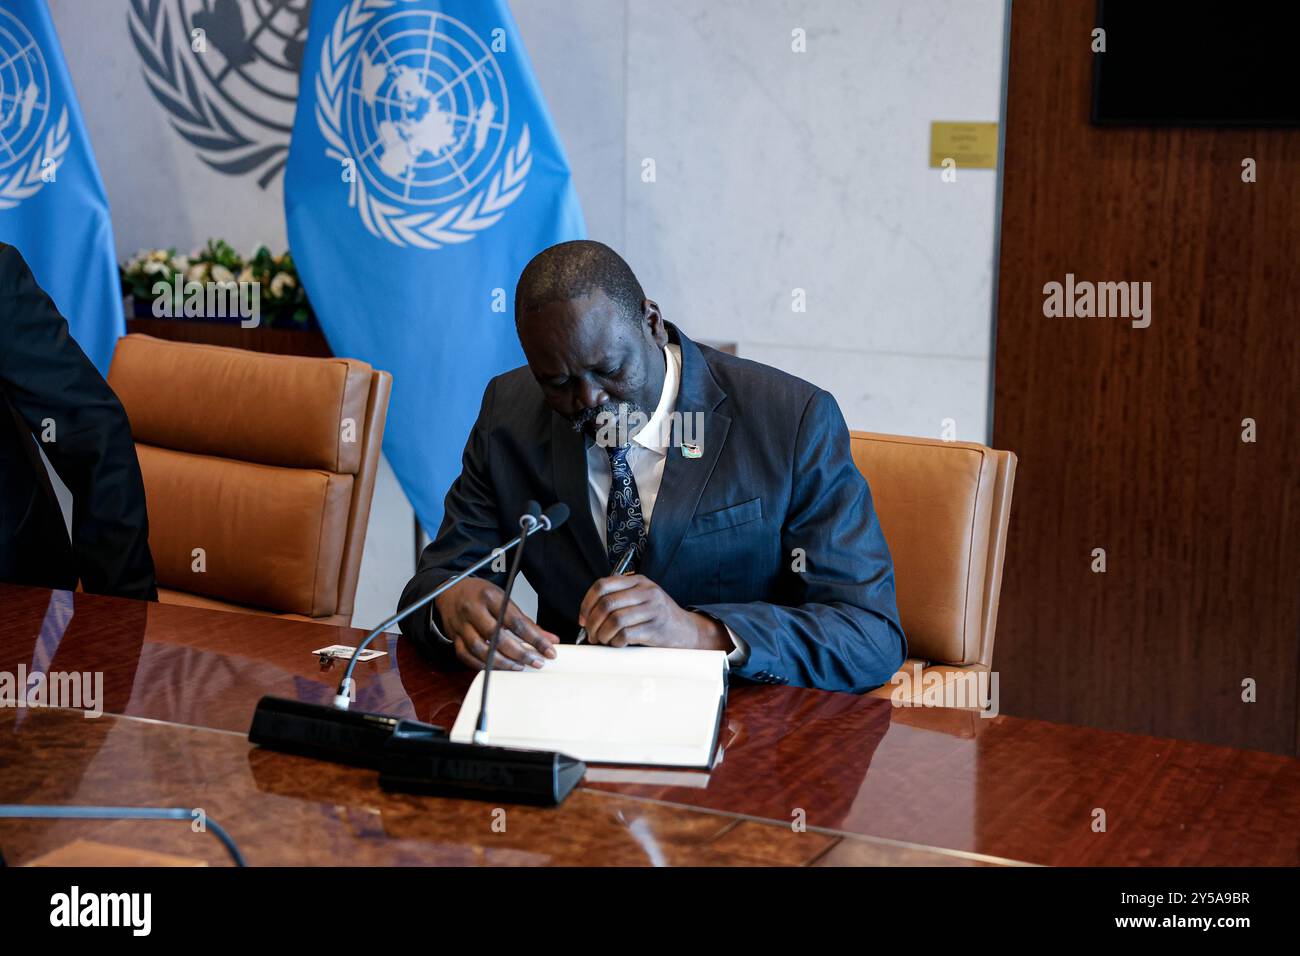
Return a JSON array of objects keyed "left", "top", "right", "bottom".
[{"left": 515, "top": 240, "right": 646, "bottom": 327}]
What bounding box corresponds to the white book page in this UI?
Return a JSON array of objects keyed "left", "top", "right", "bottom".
[
  {"left": 530, "top": 644, "right": 727, "bottom": 680},
  {"left": 448, "top": 646, "right": 727, "bottom": 766}
]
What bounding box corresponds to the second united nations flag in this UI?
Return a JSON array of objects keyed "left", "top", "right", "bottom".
[{"left": 286, "top": 0, "right": 585, "bottom": 536}]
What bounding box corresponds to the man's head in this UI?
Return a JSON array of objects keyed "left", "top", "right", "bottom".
[{"left": 515, "top": 241, "right": 669, "bottom": 442}]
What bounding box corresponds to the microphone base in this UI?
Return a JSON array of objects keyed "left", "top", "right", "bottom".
[
  {"left": 248, "top": 696, "right": 445, "bottom": 770},
  {"left": 379, "top": 733, "right": 585, "bottom": 807}
]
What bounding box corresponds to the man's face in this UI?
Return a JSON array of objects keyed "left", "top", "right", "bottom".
[{"left": 518, "top": 290, "right": 669, "bottom": 443}]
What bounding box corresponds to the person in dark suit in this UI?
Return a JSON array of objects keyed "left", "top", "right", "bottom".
[
  {"left": 399, "top": 241, "right": 905, "bottom": 693},
  {"left": 0, "top": 242, "right": 157, "bottom": 600}
]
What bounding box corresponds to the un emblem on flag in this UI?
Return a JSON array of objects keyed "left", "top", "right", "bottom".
[
  {"left": 0, "top": 8, "right": 68, "bottom": 210},
  {"left": 316, "top": 0, "right": 531, "bottom": 249},
  {"left": 128, "top": 0, "right": 310, "bottom": 189}
]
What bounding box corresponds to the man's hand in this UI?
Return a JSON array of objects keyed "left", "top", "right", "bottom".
[
  {"left": 578, "top": 574, "right": 732, "bottom": 651},
  {"left": 434, "top": 577, "right": 559, "bottom": 671}
]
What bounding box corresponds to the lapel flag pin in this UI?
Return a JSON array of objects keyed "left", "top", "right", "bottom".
[{"left": 681, "top": 442, "right": 702, "bottom": 459}]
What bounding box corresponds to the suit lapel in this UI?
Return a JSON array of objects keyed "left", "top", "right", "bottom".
[
  {"left": 550, "top": 412, "right": 609, "bottom": 580},
  {"left": 639, "top": 326, "right": 731, "bottom": 582}
]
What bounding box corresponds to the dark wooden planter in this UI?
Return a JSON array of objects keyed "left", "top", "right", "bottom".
[
  {"left": 126, "top": 309, "right": 733, "bottom": 362},
  {"left": 125, "top": 316, "right": 332, "bottom": 358}
]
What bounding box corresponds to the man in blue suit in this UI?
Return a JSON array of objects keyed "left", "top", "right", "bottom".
[{"left": 399, "top": 241, "right": 905, "bottom": 693}]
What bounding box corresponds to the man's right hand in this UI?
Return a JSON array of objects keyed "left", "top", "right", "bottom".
[{"left": 434, "top": 577, "right": 559, "bottom": 671}]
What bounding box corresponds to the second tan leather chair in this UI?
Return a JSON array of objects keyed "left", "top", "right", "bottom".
[
  {"left": 848, "top": 432, "right": 1017, "bottom": 706},
  {"left": 107, "top": 334, "right": 391, "bottom": 626}
]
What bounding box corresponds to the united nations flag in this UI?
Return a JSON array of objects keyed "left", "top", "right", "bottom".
[
  {"left": 0, "top": 0, "right": 123, "bottom": 372},
  {"left": 286, "top": 0, "right": 585, "bottom": 536}
]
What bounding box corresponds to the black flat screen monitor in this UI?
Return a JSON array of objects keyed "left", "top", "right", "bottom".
[{"left": 1092, "top": 1, "right": 1300, "bottom": 126}]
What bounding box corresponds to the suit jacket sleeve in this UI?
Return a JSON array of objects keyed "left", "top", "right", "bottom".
[
  {"left": 693, "top": 389, "right": 907, "bottom": 693},
  {"left": 0, "top": 244, "right": 157, "bottom": 600},
  {"left": 398, "top": 376, "right": 506, "bottom": 656}
]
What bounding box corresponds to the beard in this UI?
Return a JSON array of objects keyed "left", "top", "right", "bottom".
[{"left": 571, "top": 400, "right": 647, "bottom": 447}]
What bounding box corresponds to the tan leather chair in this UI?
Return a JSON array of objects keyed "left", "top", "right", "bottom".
[
  {"left": 847, "top": 432, "right": 1017, "bottom": 705},
  {"left": 107, "top": 334, "right": 391, "bottom": 626}
]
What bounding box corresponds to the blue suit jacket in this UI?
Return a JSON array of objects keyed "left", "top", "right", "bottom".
[{"left": 398, "top": 323, "right": 906, "bottom": 693}]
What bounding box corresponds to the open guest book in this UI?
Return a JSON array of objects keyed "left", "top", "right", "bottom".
[{"left": 449, "top": 645, "right": 729, "bottom": 768}]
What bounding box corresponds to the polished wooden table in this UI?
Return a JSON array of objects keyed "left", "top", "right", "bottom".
[{"left": 1, "top": 583, "right": 1296, "bottom": 866}]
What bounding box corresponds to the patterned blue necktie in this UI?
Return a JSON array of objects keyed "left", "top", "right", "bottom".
[{"left": 605, "top": 444, "right": 647, "bottom": 571}]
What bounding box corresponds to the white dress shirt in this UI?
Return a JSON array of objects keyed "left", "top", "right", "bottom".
[{"left": 585, "top": 343, "right": 749, "bottom": 665}]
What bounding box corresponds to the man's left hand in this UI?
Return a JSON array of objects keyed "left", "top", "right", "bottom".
[{"left": 578, "top": 574, "right": 731, "bottom": 651}]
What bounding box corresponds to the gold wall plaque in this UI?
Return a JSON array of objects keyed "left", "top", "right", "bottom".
[{"left": 929, "top": 121, "right": 999, "bottom": 169}]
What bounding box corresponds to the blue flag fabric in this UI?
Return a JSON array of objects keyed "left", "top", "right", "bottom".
[
  {"left": 286, "top": 0, "right": 585, "bottom": 538},
  {"left": 0, "top": 0, "right": 123, "bottom": 373}
]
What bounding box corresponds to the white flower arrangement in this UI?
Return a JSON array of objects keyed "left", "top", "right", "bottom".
[{"left": 120, "top": 239, "right": 315, "bottom": 328}]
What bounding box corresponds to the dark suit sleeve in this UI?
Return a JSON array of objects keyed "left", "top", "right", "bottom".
[
  {"left": 397, "top": 376, "right": 506, "bottom": 656},
  {"left": 693, "top": 389, "right": 907, "bottom": 693},
  {"left": 0, "top": 245, "right": 157, "bottom": 600}
]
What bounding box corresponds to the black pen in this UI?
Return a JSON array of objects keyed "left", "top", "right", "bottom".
[{"left": 575, "top": 545, "right": 638, "bottom": 645}]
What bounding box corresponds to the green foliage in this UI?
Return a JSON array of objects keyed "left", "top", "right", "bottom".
[{"left": 119, "top": 241, "right": 317, "bottom": 329}]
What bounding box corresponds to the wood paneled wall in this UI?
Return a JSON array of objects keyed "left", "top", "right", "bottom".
[{"left": 992, "top": 1, "right": 1300, "bottom": 755}]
